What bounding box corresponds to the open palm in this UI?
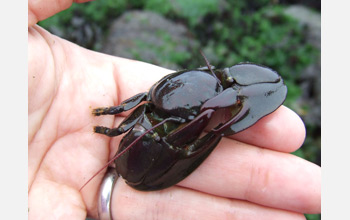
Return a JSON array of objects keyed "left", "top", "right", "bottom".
[{"left": 29, "top": 1, "right": 320, "bottom": 219}]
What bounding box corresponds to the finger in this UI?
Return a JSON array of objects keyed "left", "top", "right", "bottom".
[
  {"left": 107, "top": 180, "right": 305, "bottom": 220},
  {"left": 231, "top": 105, "right": 306, "bottom": 152},
  {"left": 28, "top": 0, "right": 92, "bottom": 27},
  {"left": 178, "top": 138, "right": 321, "bottom": 214}
]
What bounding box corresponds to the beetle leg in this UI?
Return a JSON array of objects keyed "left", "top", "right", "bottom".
[
  {"left": 200, "top": 87, "right": 238, "bottom": 112},
  {"left": 211, "top": 104, "right": 249, "bottom": 136},
  {"left": 92, "top": 92, "right": 148, "bottom": 116},
  {"left": 94, "top": 104, "right": 147, "bottom": 137},
  {"left": 166, "top": 109, "right": 215, "bottom": 146},
  {"left": 217, "top": 81, "right": 287, "bottom": 136},
  {"left": 198, "top": 77, "right": 286, "bottom": 137}
]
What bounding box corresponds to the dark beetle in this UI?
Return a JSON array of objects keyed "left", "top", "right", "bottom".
[{"left": 89, "top": 58, "right": 287, "bottom": 191}]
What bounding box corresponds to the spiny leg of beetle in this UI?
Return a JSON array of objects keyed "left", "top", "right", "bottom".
[
  {"left": 165, "top": 109, "right": 216, "bottom": 146},
  {"left": 196, "top": 85, "right": 251, "bottom": 136},
  {"left": 93, "top": 126, "right": 122, "bottom": 137},
  {"left": 212, "top": 103, "right": 250, "bottom": 135},
  {"left": 92, "top": 92, "right": 147, "bottom": 116},
  {"left": 80, "top": 115, "right": 186, "bottom": 192},
  {"left": 94, "top": 104, "right": 147, "bottom": 137}
]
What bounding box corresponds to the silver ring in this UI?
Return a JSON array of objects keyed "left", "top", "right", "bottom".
[{"left": 98, "top": 167, "right": 118, "bottom": 220}]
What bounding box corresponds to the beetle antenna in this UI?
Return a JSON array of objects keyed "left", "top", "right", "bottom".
[
  {"left": 200, "top": 50, "right": 220, "bottom": 83},
  {"left": 79, "top": 117, "right": 179, "bottom": 192}
]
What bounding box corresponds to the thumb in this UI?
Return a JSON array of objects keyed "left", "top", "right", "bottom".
[{"left": 28, "top": 0, "right": 91, "bottom": 27}]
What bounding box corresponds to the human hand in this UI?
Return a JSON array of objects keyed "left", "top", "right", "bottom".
[{"left": 28, "top": 1, "right": 321, "bottom": 219}]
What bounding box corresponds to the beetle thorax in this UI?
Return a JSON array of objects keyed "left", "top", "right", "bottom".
[{"left": 151, "top": 70, "right": 223, "bottom": 120}]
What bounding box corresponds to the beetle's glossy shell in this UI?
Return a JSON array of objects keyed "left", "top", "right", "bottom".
[{"left": 151, "top": 70, "right": 223, "bottom": 120}]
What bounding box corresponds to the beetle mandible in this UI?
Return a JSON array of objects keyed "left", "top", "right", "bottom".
[{"left": 81, "top": 53, "right": 287, "bottom": 191}]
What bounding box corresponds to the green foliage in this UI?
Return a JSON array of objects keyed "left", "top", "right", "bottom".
[
  {"left": 82, "top": 0, "right": 127, "bottom": 22},
  {"left": 145, "top": 0, "right": 218, "bottom": 26},
  {"left": 144, "top": 0, "right": 220, "bottom": 26},
  {"left": 39, "top": 0, "right": 127, "bottom": 33},
  {"left": 305, "top": 213, "right": 321, "bottom": 220},
  {"left": 173, "top": 0, "right": 220, "bottom": 26},
  {"left": 195, "top": 5, "right": 318, "bottom": 107},
  {"left": 144, "top": 0, "right": 173, "bottom": 15},
  {"left": 38, "top": 0, "right": 319, "bottom": 122},
  {"left": 38, "top": 0, "right": 319, "bottom": 123},
  {"left": 156, "top": 31, "right": 192, "bottom": 64}
]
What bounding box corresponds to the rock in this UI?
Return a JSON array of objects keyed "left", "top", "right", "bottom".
[
  {"left": 284, "top": 5, "right": 320, "bottom": 50},
  {"left": 69, "top": 16, "right": 102, "bottom": 49},
  {"left": 101, "top": 11, "right": 199, "bottom": 70}
]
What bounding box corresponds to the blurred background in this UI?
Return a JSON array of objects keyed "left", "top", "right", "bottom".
[{"left": 38, "top": 1, "right": 320, "bottom": 219}]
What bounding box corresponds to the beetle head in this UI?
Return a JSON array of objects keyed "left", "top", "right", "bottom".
[{"left": 224, "top": 63, "right": 281, "bottom": 86}]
